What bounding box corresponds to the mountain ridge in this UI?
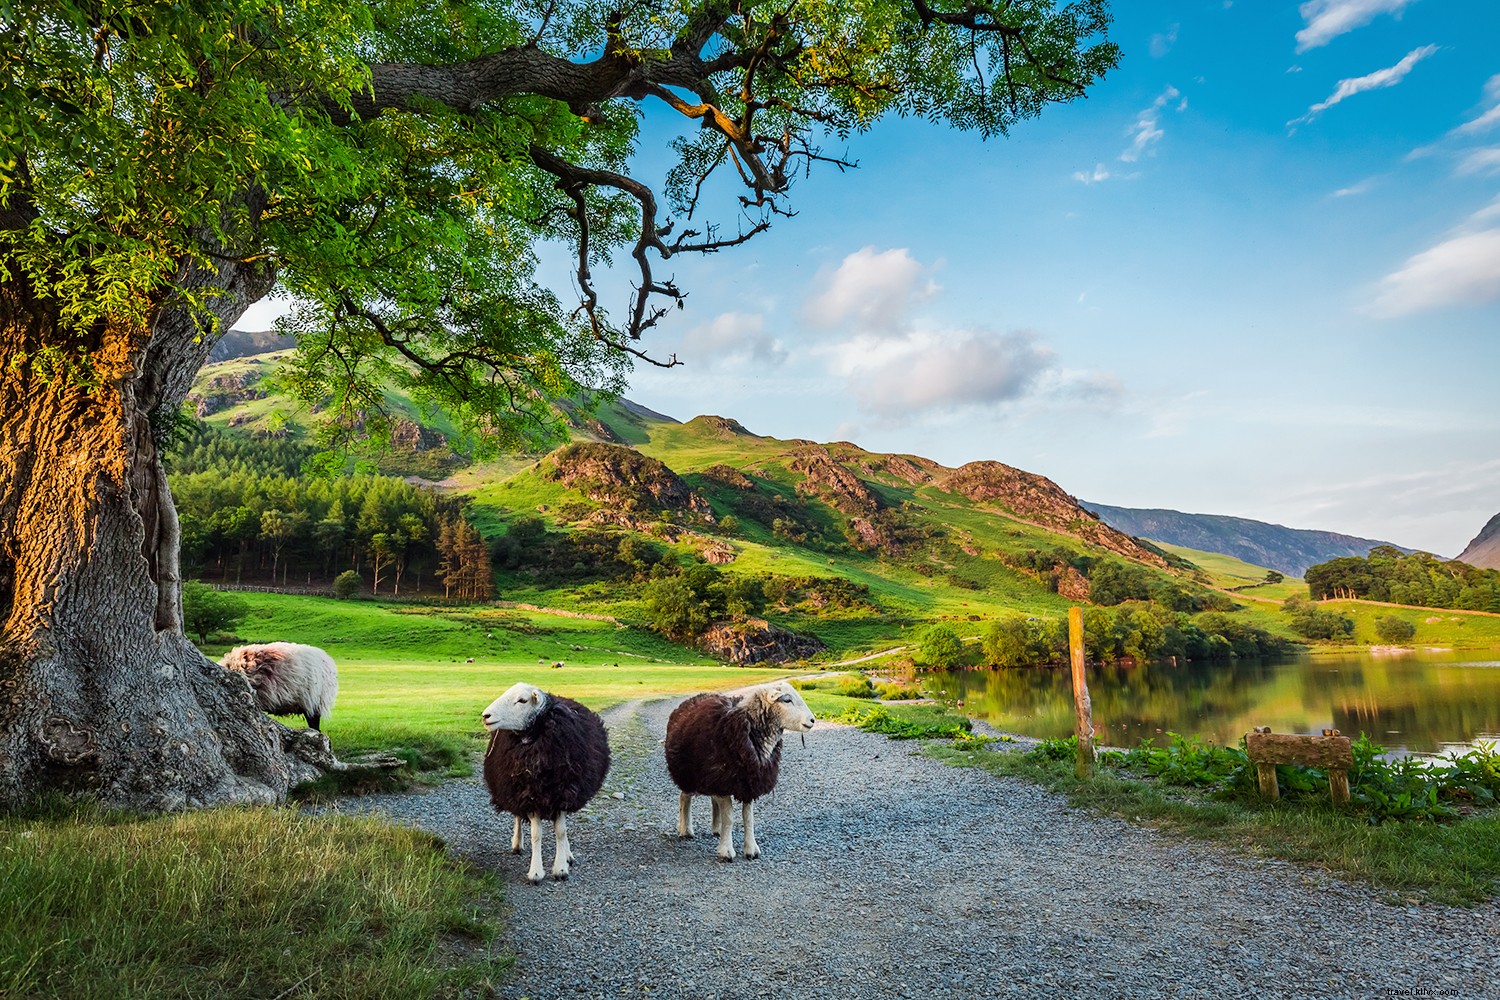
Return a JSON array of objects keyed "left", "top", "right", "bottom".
[
  {"left": 1457, "top": 513, "right": 1500, "bottom": 570},
  {"left": 1082, "top": 502, "right": 1416, "bottom": 578}
]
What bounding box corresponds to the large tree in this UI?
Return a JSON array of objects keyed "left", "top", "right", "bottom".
[{"left": 0, "top": 0, "right": 1117, "bottom": 809}]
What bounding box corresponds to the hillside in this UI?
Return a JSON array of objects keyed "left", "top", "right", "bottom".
[
  {"left": 1081, "top": 502, "right": 1413, "bottom": 577},
  {"left": 178, "top": 350, "right": 1302, "bottom": 662},
  {"left": 1456, "top": 513, "right": 1500, "bottom": 570}
]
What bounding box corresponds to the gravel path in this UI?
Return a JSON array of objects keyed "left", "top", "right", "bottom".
[{"left": 322, "top": 699, "right": 1500, "bottom": 999}]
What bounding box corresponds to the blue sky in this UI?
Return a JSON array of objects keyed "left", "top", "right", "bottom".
[{"left": 243, "top": 1, "right": 1500, "bottom": 556}]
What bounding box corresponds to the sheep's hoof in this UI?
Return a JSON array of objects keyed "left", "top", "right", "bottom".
[
  {"left": 526, "top": 872, "right": 545, "bottom": 884},
  {"left": 510, "top": 846, "right": 523, "bottom": 855},
  {"left": 744, "top": 849, "right": 760, "bottom": 860},
  {"left": 717, "top": 854, "right": 734, "bottom": 863},
  {"left": 551, "top": 871, "right": 570, "bottom": 881}
]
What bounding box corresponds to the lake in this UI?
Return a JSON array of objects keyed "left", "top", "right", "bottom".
[{"left": 927, "top": 648, "right": 1500, "bottom": 756}]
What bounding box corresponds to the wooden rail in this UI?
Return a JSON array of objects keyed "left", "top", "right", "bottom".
[{"left": 1245, "top": 728, "right": 1353, "bottom": 804}]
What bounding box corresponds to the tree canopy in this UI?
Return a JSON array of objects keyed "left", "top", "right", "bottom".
[{"left": 3, "top": 0, "right": 1118, "bottom": 450}]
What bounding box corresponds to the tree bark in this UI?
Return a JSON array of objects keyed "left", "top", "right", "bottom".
[{"left": 0, "top": 253, "right": 329, "bottom": 810}]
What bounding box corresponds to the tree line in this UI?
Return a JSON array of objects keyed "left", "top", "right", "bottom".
[
  {"left": 1305, "top": 547, "right": 1500, "bottom": 612},
  {"left": 170, "top": 469, "right": 491, "bottom": 599},
  {"left": 918, "top": 602, "right": 1290, "bottom": 670}
]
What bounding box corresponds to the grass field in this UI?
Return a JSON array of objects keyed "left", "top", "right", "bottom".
[{"left": 204, "top": 593, "right": 789, "bottom": 761}]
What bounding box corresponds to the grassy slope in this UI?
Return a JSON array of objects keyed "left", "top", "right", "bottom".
[
  {"left": 1155, "top": 541, "right": 1307, "bottom": 601},
  {"left": 206, "top": 593, "right": 788, "bottom": 760}
]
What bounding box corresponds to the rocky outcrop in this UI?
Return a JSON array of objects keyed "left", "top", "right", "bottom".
[
  {"left": 699, "top": 619, "right": 825, "bottom": 665},
  {"left": 942, "top": 461, "right": 1166, "bottom": 568},
  {"left": 1056, "top": 565, "right": 1091, "bottom": 601},
  {"left": 700, "top": 465, "right": 756, "bottom": 490},
  {"left": 685, "top": 415, "right": 758, "bottom": 438},
  {"left": 188, "top": 369, "right": 269, "bottom": 417},
  {"left": 788, "top": 446, "right": 885, "bottom": 515},
  {"left": 546, "top": 442, "right": 712, "bottom": 515},
  {"left": 389, "top": 418, "right": 447, "bottom": 451}
]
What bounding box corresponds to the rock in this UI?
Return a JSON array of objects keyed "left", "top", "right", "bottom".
[{"left": 698, "top": 619, "right": 825, "bottom": 665}]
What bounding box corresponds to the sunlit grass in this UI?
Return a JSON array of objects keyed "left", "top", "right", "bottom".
[{"left": 0, "top": 807, "right": 508, "bottom": 999}]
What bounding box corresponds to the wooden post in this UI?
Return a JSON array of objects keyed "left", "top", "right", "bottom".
[{"left": 1068, "top": 607, "right": 1094, "bottom": 779}]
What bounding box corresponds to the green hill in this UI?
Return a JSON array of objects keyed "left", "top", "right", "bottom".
[{"left": 179, "top": 350, "right": 1300, "bottom": 662}]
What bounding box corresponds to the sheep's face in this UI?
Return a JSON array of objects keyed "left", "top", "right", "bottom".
[
  {"left": 482, "top": 682, "right": 547, "bottom": 732},
  {"left": 761, "top": 681, "right": 815, "bottom": 733}
]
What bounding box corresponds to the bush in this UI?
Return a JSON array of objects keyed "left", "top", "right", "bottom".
[
  {"left": 182, "top": 582, "right": 249, "bottom": 644},
  {"left": 333, "top": 570, "right": 363, "bottom": 600},
  {"left": 1374, "top": 615, "right": 1417, "bottom": 644},
  {"left": 916, "top": 624, "right": 965, "bottom": 669}
]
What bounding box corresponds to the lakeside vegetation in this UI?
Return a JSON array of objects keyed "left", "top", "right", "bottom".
[{"left": 933, "top": 733, "right": 1500, "bottom": 906}]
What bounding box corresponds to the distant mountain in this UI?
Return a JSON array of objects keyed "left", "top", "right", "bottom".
[
  {"left": 209, "top": 327, "right": 296, "bottom": 363},
  {"left": 1080, "top": 503, "right": 1415, "bottom": 578},
  {"left": 1457, "top": 513, "right": 1500, "bottom": 570}
]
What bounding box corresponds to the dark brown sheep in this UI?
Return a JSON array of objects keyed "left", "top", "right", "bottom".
[
  {"left": 482, "top": 682, "right": 611, "bottom": 882},
  {"left": 664, "top": 680, "right": 814, "bottom": 861}
]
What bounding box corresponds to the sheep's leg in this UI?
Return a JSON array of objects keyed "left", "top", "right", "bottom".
[
  {"left": 713, "top": 795, "right": 735, "bottom": 862},
  {"left": 742, "top": 800, "right": 759, "bottom": 860},
  {"left": 526, "top": 814, "right": 545, "bottom": 883},
  {"left": 306, "top": 713, "right": 321, "bottom": 732},
  {"left": 551, "top": 814, "right": 571, "bottom": 881},
  {"left": 511, "top": 815, "right": 523, "bottom": 854},
  {"left": 677, "top": 792, "right": 695, "bottom": 838},
  {"left": 711, "top": 797, "right": 725, "bottom": 837}
]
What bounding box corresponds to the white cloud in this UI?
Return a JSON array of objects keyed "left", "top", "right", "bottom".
[
  {"left": 1452, "top": 73, "right": 1500, "bottom": 136},
  {"left": 1291, "top": 45, "right": 1438, "bottom": 125},
  {"left": 681, "top": 311, "right": 787, "bottom": 367},
  {"left": 1149, "top": 25, "right": 1179, "bottom": 59},
  {"left": 1072, "top": 163, "right": 1113, "bottom": 184},
  {"left": 1295, "top": 0, "right": 1420, "bottom": 52},
  {"left": 823, "top": 328, "right": 1120, "bottom": 420},
  {"left": 803, "top": 247, "right": 939, "bottom": 334},
  {"left": 1456, "top": 146, "right": 1500, "bottom": 176},
  {"left": 1121, "top": 86, "right": 1182, "bottom": 163},
  {"left": 1330, "top": 178, "right": 1377, "bottom": 197},
  {"left": 1371, "top": 226, "right": 1500, "bottom": 317}
]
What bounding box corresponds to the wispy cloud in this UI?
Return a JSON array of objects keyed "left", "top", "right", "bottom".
[
  {"left": 1295, "top": 0, "right": 1420, "bottom": 52},
  {"left": 1072, "top": 163, "right": 1113, "bottom": 185},
  {"left": 1370, "top": 203, "right": 1500, "bottom": 317},
  {"left": 1121, "top": 86, "right": 1184, "bottom": 163},
  {"left": 680, "top": 311, "right": 787, "bottom": 367},
  {"left": 1290, "top": 45, "right": 1438, "bottom": 126},
  {"left": 1452, "top": 74, "right": 1500, "bottom": 136},
  {"left": 1149, "top": 24, "right": 1179, "bottom": 59},
  {"left": 1456, "top": 146, "right": 1500, "bottom": 176},
  {"left": 803, "top": 247, "right": 939, "bottom": 335},
  {"left": 1330, "top": 177, "right": 1378, "bottom": 198}
]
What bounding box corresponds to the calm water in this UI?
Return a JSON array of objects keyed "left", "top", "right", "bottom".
[{"left": 928, "top": 648, "right": 1500, "bottom": 756}]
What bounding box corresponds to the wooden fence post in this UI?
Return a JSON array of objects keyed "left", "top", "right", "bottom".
[{"left": 1068, "top": 606, "right": 1094, "bottom": 779}]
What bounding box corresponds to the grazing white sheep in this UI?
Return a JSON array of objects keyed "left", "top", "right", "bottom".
[
  {"left": 482, "top": 682, "right": 611, "bottom": 883},
  {"left": 664, "top": 680, "right": 815, "bottom": 861},
  {"left": 220, "top": 642, "right": 338, "bottom": 731}
]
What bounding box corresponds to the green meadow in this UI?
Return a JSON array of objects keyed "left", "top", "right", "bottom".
[{"left": 204, "top": 593, "right": 789, "bottom": 762}]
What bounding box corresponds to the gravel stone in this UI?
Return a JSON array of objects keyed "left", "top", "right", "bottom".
[{"left": 320, "top": 698, "right": 1500, "bottom": 999}]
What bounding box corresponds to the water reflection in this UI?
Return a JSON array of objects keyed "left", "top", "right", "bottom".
[{"left": 928, "top": 648, "right": 1500, "bottom": 755}]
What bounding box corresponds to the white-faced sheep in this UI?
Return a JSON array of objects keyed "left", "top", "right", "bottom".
[
  {"left": 664, "top": 679, "right": 815, "bottom": 862},
  {"left": 220, "top": 642, "right": 338, "bottom": 731},
  {"left": 482, "top": 682, "right": 611, "bottom": 883}
]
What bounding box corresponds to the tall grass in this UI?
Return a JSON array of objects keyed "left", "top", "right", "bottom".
[{"left": 0, "top": 806, "right": 507, "bottom": 999}]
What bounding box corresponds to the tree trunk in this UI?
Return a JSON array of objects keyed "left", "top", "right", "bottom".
[{"left": 0, "top": 257, "right": 329, "bottom": 811}]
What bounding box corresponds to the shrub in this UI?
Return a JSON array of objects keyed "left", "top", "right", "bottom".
[
  {"left": 1374, "top": 615, "right": 1417, "bottom": 644},
  {"left": 182, "top": 582, "right": 249, "bottom": 643},
  {"left": 333, "top": 570, "right": 363, "bottom": 600},
  {"left": 916, "top": 624, "right": 965, "bottom": 669}
]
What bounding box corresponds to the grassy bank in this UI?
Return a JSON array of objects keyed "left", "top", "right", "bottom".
[
  {"left": 929, "top": 739, "right": 1500, "bottom": 906},
  {"left": 0, "top": 807, "right": 506, "bottom": 999}
]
